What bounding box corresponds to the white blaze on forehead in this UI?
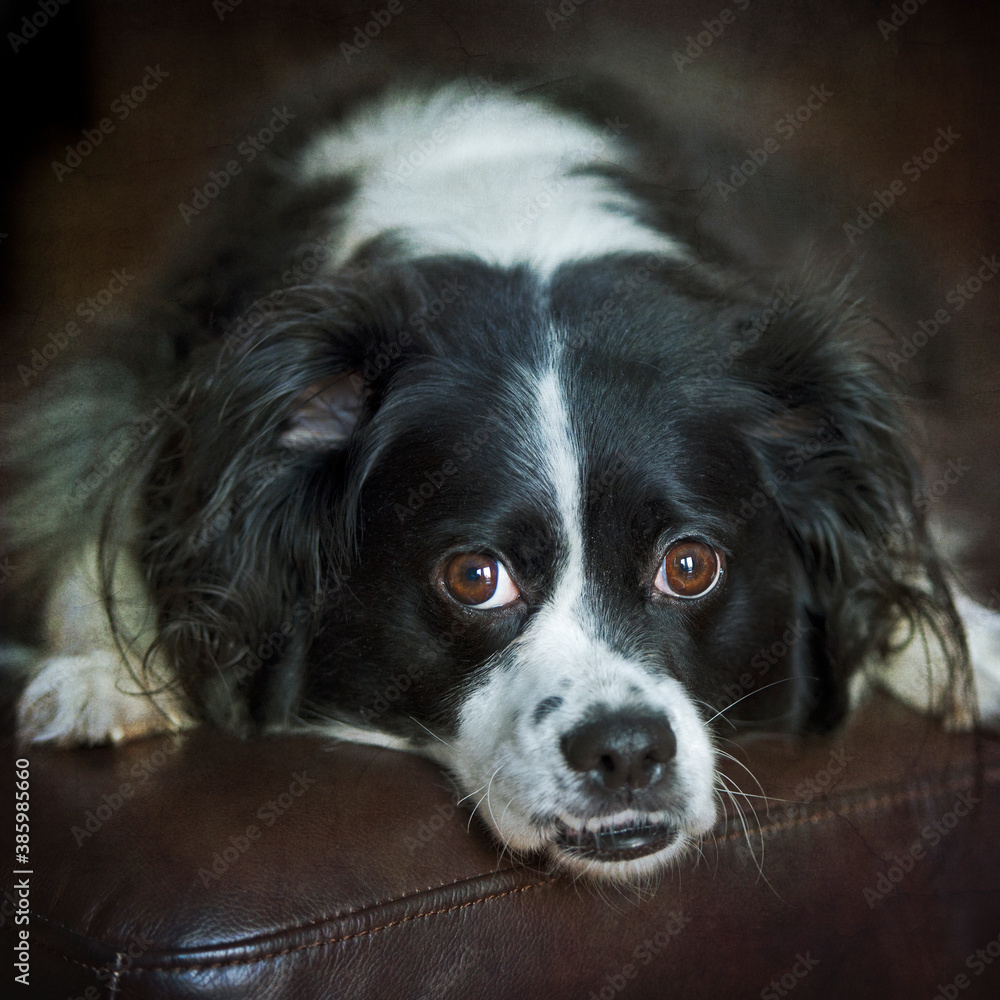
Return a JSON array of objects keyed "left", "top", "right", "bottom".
[{"left": 534, "top": 364, "right": 585, "bottom": 614}]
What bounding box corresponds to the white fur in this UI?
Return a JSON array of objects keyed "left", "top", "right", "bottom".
[
  {"left": 957, "top": 593, "right": 1000, "bottom": 719},
  {"left": 536, "top": 363, "right": 585, "bottom": 606},
  {"left": 19, "top": 651, "right": 188, "bottom": 746},
  {"left": 298, "top": 84, "right": 684, "bottom": 278},
  {"left": 311, "top": 720, "right": 423, "bottom": 755},
  {"left": 854, "top": 591, "right": 1000, "bottom": 728},
  {"left": 17, "top": 543, "right": 193, "bottom": 746}
]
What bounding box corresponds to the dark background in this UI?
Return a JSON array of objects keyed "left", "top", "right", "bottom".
[{"left": 1, "top": 0, "right": 997, "bottom": 600}]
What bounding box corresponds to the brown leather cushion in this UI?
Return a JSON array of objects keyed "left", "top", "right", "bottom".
[{"left": 2, "top": 692, "right": 999, "bottom": 999}]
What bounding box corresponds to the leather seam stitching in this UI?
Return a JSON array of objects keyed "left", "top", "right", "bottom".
[
  {"left": 716, "top": 768, "right": 996, "bottom": 842},
  {"left": 31, "top": 877, "right": 559, "bottom": 975}
]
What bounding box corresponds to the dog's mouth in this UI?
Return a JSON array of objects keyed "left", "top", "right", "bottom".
[{"left": 554, "top": 813, "right": 681, "bottom": 862}]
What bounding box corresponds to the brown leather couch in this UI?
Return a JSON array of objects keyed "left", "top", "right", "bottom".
[{"left": 2, "top": 691, "right": 998, "bottom": 999}]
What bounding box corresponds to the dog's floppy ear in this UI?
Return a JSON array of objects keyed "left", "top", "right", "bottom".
[
  {"left": 125, "top": 278, "right": 422, "bottom": 730},
  {"left": 733, "top": 293, "right": 968, "bottom": 727},
  {"left": 279, "top": 373, "right": 370, "bottom": 450}
]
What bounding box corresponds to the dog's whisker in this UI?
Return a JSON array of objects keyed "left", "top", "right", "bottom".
[
  {"left": 715, "top": 777, "right": 764, "bottom": 875},
  {"left": 455, "top": 783, "right": 488, "bottom": 809},
  {"left": 715, "top": 770, "right": 766, "bottom": 835},
  {"left": 407, "top": 716, "right": 454, "bottom": 750},
  {"left": 482, "top": 766, "right": 503, "bottom": 833},
  {"left": 703, "top": 678, "right": 810, "bottom": 725},
  {"left": 714, "top": 789, "right": 782, "bottom": 802},
  {"left": 713, "top": 747, "right": 770, "bottom": 810},
  {"left": 713, "top": 768, "right": 785, "bottom": 899}
]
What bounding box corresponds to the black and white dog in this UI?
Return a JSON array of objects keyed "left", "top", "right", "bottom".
[{"left": 4, "top": 67, "right": 998, "bottom": 881}]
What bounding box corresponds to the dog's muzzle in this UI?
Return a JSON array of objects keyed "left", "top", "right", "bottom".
[{"left": 555, "top": 708, "right": 682, "bottom": 861}]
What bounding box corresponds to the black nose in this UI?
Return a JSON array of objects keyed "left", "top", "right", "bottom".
[{"left": 561, "top": 711, "right": 677, "bottom": 792}]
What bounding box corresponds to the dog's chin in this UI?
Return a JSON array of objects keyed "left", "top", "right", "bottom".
[
  {"left": 495, "top": 807, "right": 708, "bottom": 884},
  {"left": 555, "top": 813, "right": 681, "bottom": 862}
]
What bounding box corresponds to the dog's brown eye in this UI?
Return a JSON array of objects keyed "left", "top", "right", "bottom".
[
  {"left": 655, "top": 541, "right": 722, "bottom": 599},
  {"left": 443, "top": 553, "right": 520, "bottom": 609}
]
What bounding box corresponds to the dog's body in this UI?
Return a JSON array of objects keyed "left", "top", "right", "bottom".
[{"left": 4, "top": 69, "right": 999, "bottom": 880}]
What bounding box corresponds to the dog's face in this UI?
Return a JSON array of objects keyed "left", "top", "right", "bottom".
[
  {"left": 143, "top": 255, "right": 951, "bottom": 881},
  {"left": 284, "top": 261, "right": 831, "bottom": 878}
]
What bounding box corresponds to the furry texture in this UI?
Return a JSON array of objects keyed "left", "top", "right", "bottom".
[{"left": 1, "top": 66, "right": 986, "bottom": 880}]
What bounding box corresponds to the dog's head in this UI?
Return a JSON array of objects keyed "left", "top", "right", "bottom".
[{"left": 137, "top": 253, "right": 963, "bottom": 880}]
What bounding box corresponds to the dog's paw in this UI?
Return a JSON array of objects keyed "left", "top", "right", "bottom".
[
  {"left": 855, "top": 591, "right": 1000, "bottom": 730},
  {"left": 17, "top": 651, "right": 195, "bottom": 746}
]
